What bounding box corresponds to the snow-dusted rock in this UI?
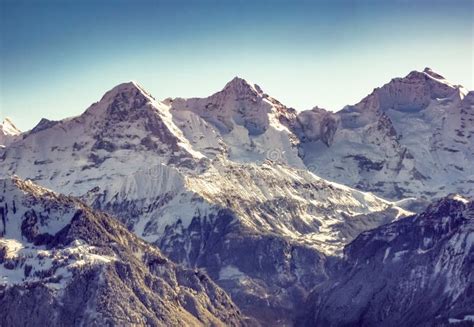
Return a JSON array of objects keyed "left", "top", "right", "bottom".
[
  {"left": 1, "top": 81, "right": 205, "bottom": 197},
  {"left": 0, "top": 176, "right": 244, "bottom": 326},
  {"left": 0, "top": 80, "right": 408, "bottom": 256},
  {"left": 302, "top": 194, "right": 474, "bottom": 326},
  {"left": 294, "top": 106, "right": 338, "bottom": 146},
  {"left": 170, "top": 77, "right": 303, "bottom": 167}
]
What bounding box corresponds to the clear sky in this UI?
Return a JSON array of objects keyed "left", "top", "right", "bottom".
[{"left": 1, "top": 0, "right": 473, "bottom": 131}]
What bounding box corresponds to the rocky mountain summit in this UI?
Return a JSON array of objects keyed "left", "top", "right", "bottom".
[
  {"left": 4, "top": 68, "right": 472, "bottom": 202},
  {"left": 168, "top": 68, "right": 474, "bottom": 201},
  {"left": 169, "top": 76, "right": 302, "bottom": 166},
  {"left": 0, "top": 176, "right": 244, "bottom": 326}
]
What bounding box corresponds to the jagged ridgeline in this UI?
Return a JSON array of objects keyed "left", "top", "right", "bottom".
[{"left": 1, "top": 68, "right": 473, "bottom": 326}]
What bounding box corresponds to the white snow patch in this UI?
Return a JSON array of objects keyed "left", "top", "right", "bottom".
[
  {"left": 219, "top": 265, "right": 246, "bottom": 280},
  {"left": 383, "top": 247, "right": 391, "bottom": 262}
]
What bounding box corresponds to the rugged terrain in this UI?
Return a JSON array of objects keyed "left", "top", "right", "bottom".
[
  {"left": 0, "top": 176, "right": 244, "bottom": 326},
  {"left": 0, "top": 77, "right": 409, "bottom": 324},
  {"left": 0, "top": 68, "right": 472, "bottom": 325},
  {"left": 301, "top": 195, "right": 474, "bottom": 326}
]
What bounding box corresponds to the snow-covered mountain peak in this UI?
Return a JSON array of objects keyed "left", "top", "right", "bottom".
[
  {"left": 422, "top": 66, "right": 444, "bottom": 78},
  {"left": 0, "top": 117, "right": 21, "bottom": 146},
  {"left": 300, "top": 68, "right": 474, "bottom": 200},
  {"left": 78, "top": 81, "right": 203, "bottom": 161},
  {"left": 171, "top": 76, "right": 295, "bottom": 125},
  {"left": 99, "top": 80, "right": 155, "bottom": 103},
  {"left": 168, "top": 77, "right": 303, "bottom": 165},
  {"left": 408, "top": 67, "right": 464, "bottom": 92},
  {"left": 0, "top": 118, "right": 20, "bottom": 136},
  {"left": 421, "top": 67, "right": 466, "bottom": 92},
  {"left": 0, "top": 82, "right": 208, "bottom": 196},
  {"left": 222, "top": 76, "right": 263, "bottom": 96},
  {"left": 406, "top": 67, "right": 448, "bottom": 82},
  {"left": 82, "top": 80, "right": 159, "bottom": 121},
  {"left": 353, "top": 68, "right": 463, "bottom": 113}
]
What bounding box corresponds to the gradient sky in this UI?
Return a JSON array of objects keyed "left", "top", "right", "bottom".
[{"left": 1, "top": 0, "right": 473, "bottom": 131}]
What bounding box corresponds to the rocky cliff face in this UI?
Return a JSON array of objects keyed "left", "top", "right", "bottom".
[
  {"left": 0, "top": 176, "right": 244, "bottom": 327},
  {"left": 294, "top": 107, "right": 338, "bottom": 147},
  {"left": 302, "top": 195, "right": 474, "bottom": 326}
]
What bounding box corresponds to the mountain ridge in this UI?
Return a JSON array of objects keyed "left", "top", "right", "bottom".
[
  {"left": 1, "top": 67, "right": 472, "bottom": 325},
  {"left": 0, "top": 72, "right": 416, "bottom": 325},
  {"left": 298, "top": 68, "right": 473, "bottom": 200}
]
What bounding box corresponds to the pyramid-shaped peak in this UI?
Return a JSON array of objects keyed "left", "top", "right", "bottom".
[
  {"left": 100, "top": 81, "right": 155, "bottom": 103},
  {"left": 225, "top": 76, "right": 250, "bottom": 86},
  {"left": 107, "top": 81, "right": 142, "bottom": 93},
  {"left": 78, "top": 81, "right": 164, "bottom": 122},
  {"left": 223, "top": 76, "right": 263, "bottom": 95}
]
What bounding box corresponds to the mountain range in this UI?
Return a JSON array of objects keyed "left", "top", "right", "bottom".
[{"left": 1, "top": 68, "right": 473, "bottom": 326}]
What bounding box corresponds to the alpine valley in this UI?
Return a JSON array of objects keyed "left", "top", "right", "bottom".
[{"left": 1, "top": 68, "right": 473, "bottom": 326}]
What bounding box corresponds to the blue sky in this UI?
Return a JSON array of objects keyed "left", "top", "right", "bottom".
[{"left": 1, "top": 0, "right": 473, "bottom": 131}]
